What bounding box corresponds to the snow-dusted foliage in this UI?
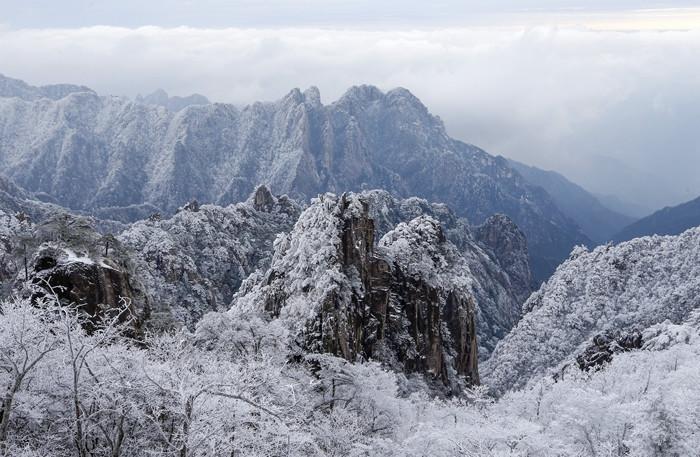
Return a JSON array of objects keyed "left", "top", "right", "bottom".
[
  {"left": 233, "top": 193, "right": 347, "bottom": 329},
  {"left": 118, "top": 187, "right": 300, "bottom": 329},
  {"left": 2, "top": 288, "right": 699, "bottom": 456},
  {"left": 483, "top": 227, "right": 700, "bottom": 394},
  {"left": 379, "top": 215, "right": 472, "bottom": 291}
]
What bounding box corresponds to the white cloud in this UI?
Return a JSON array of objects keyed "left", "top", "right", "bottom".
[{"left": 0, "top": 24, "right": 699, "bottom": 210}]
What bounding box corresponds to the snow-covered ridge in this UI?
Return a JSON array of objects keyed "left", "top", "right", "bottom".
[
  {"left": 483, "top": 226, "right": 700, "bottom": 394},
  {"left": 117, "top": 187, "right": 301, "bottom": 329}
]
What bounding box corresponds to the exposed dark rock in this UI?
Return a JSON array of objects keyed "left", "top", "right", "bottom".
[
  {"left": 30, "top": 246, "right": 147, "bottom": 335},
  {"left": 179, "top": 199, "right": 201, "bottom": 213},
  {"left": 576, "top": 331, "right": 643, "bottom": 371},
  {"left": 252, "top": 185, "right": 276, "bottom": 212}
]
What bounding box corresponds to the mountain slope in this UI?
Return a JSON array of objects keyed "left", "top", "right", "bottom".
[
  {"left": 0, "top": 75, "right": 589, "bottom": 281},
  {"left": 508, "top": 159, "right": 635, "bottom": 243},
  {"left": 483, "top": 227, "right": 700, "bottom": 394},
  {"left": 613, "top": 195, "right": 700, "bottom": 243},
  {"left": 117, "top": 186, "right": 301, "bottom": 329}
]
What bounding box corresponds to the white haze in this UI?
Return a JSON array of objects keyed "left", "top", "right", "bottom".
[{"left": 0, "top": 25, "right": 698, "bottom": 212}]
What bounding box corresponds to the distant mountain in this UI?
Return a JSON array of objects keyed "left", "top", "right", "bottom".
[
  {"left": 613, "top": 195, "right": 700, "bottom": 243},
  {"left": 508, "top": 159, "right": 635, "bottom": 243},
  {"left": 136, "top": 88, "right": 210, "bottom": 111},
  {"left": 595, "top": 192, "right": 653, "bottom": 219},
  {"left": 0, "top": 73, "right": 93, "bottom": 101},
  {"left": 0, "top": 75, "right": 589, "bottom": 282}
]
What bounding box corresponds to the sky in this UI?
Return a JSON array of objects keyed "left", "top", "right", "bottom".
[{"left": 1, "top": 1, "right": 699, "bottom": 214}]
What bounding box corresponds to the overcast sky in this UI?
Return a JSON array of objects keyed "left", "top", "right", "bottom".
[{"left": 1, "top": 1, "right": 699, "bottom": 213}]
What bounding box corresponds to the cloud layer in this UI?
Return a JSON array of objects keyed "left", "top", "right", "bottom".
[{"left": 1, "top": 25, "right": 699, "bottom": 211}]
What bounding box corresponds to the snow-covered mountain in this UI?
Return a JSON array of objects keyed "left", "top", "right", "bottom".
[
  {"left": 0, "top": 179, "right": 529, "bottom": 355},
  {"left": 0, "top": 74, "right": 588, "bottom": 282},
  {"left": 483, "top": 227, "right": 700, "bottom": 394},
  {"left": 118, "top": 186, "right": 301, "bottom": 329},
  {"left": 0, "top": 73, "right": 93, "bottom": 101}
]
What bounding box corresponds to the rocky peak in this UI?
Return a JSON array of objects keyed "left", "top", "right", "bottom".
[
  {"left": 336, "top": 85, "right": 385, "bottom": 106},
  {"left": 302, "top": 86, "right": 322, "bottom": 107},
  {"left": 386, "top": 87, "right": 426, "bottom": 110},
  {"left": 250, "top": 185, "right": 277, "bottom": 212},
  {"left": 232, "top": 193, "right": 480, "bottom": 392}
]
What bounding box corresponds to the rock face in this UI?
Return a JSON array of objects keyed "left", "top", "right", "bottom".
[
  {"left": 474, "top": 214, "right": 533, "bottom": 302},
  {"left": 0, "top": 74, "right": 588, "bottom": 282},
  {"left": 0, "top": 212, "right": 150, "bottom": 333},
  {"left": 358, "top": 190, "right": 532, "bottom": 355},
  {"left": 30, "top": 246, "right": 146, "bottom": 333},
  {"left": 483, "top": 227, "right": 700, "bottom": 394},
  {"left": 233, "top": 193, "right": 480, "bottom": 391},
  {"left": 575, "top": 331, "right": 643, "bottom": 372}
]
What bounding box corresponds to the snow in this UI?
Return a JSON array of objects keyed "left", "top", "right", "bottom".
[
  {"left": 61, "top": 248, "right": 95, "bottom": 266},
  {"left": 483, "top": 227, "right": 700, "bottom": 394}
]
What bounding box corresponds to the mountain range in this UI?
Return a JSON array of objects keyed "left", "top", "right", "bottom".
[{"left": 0, "top": 73, "right": 595, "bottom": 282}]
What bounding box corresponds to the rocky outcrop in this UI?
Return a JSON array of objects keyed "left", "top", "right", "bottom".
[
  {"left": 362, "top": 190, "right": 531, "bottom": 355},
  {"left": 233, "top": 193, "right": 480, "bottom": 392},
  {"left": 0, "top": 210, "right": 147, "bottom": 333},
  {"left": 30, "top": 246, "right": 146, "bottom": 334},
  {"left": 575, "top": 331, "right": 643, "bottom": 371}
]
